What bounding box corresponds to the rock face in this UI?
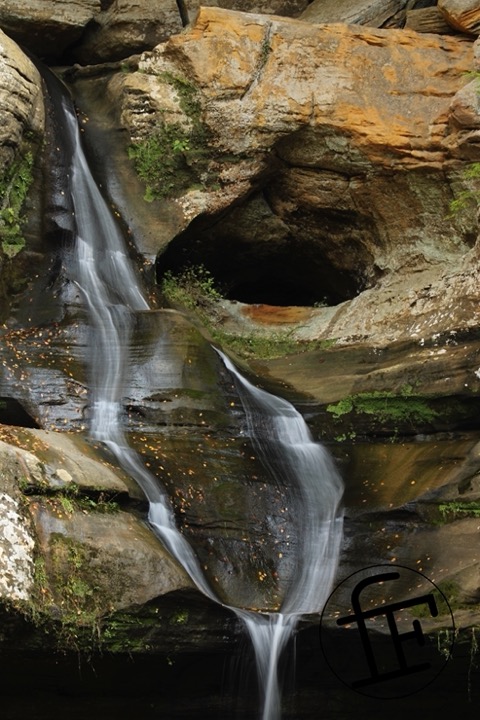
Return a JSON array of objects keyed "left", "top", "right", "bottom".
[
  {"left": 0, "top": 30, "right": 44, "bottom": 302},
  {"left": 0, "top": 0, "right": 101, "bottom": 60},
  {"left": 0, "top": 30, "right": 43, "bottom": 175},
  {"left": 0, "top": 425, "right": 195, "bottom": 645},
  {"left": 300, "top": 0, "right": 438, "bottom": 28},
  {"left": 104, "top": 8, "right": 477, "bottom": 336},
  {"left": 0, "top": 0, "right": 310, "bottom": 63},
  {"left": 3, "top": 0, "right": 480, "bottom": 683},
  {"left": 439, "top": 0, "right": 480, "bottom": 35},
  {"left": 71, "top": 0, "right": 187, "bottom": 64},
  {"left": 111, "top": 8, "right": 473, "bottom": 221},
  {"left": 81, "top": 7, "right": 480, "bottom": 442},
  {"left": 405, "top": 6, "right": 456, "bottom": 34}
]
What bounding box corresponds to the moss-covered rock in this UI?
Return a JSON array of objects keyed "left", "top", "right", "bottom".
[{"left": 0, "top": 30, "right": 44, "bottom": 306}]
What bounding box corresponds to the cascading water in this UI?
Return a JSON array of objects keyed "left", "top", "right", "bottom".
[
  {"left": 47, "top": 69, "right": 218, "bottom": 603},
  {"left": 43, "top": 68, "right": 344, "bottom": 720},
  {"left": 219, "top": 353, "right": 344, "bottom": 720}
]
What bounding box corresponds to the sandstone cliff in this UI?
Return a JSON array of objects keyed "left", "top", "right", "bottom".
[
  {"left": 100, "top": 9, "right": 478, "bottom": 352},
  {"left": 1, "top": 5, "right": 480, "bottom": 703},
  {"left": 0, "top": 30, "right": 43, "bottom": 170}
]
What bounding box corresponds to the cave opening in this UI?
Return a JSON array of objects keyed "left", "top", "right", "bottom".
[
  {"left": 226, "top": 278, "right": 318, "bottom": 307},
  {"left": 156, "top": 195, "right": 375, "bottom": 309},
  {"left": 157, "top": 238, "right": 364, "bottom": 309},
  {"left": 0, "top": 398, "right": 40, "bottom": 429}
]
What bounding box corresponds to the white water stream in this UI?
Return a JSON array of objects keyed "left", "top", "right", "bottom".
[{"left": 53, "top": 76, "right": 344, "bottom": 720}]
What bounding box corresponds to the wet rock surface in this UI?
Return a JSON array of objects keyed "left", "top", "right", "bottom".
[{"left": 1, "top": 8, "right": 480, "bottom": 716}]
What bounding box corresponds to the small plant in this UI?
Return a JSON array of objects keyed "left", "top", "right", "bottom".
[
  {"left": 438, "top": 500, "right": 480, "bottom": 521},
  {"left": 128, "top": 122, "right": 193, "bottom": 201},
  {"left": 449, "top": 163, "right": 480, "bottom": 217},
  {"left": 260, "top": 34, "right": 271, "bottom": 68},
  {"left": 161, "top": 264, "right": 222, "bottom": 309},
  {"left": 161, "top": 266, "right": 341, "bottom": 358},
  {"left": 128, "top": 72, "right": 216, "bottom": 200},
  {"left": 59, "top": 495, "right": 75, "bottom": 516},
  {"left": 169, "top": 608, "right": 189, "bottom": 625}
]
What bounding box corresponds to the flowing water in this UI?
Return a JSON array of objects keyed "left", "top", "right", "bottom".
[{"left": 43, "top": 69, "right": 344, "bottom": 719}]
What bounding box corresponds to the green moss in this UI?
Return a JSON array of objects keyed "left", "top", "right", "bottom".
[
  {"left": 326, "top": 388, "right": 438, "bottom": 425},
  {"left": 128, "top": 122, "right": 192, "bottom": 200},
  {"left": 438, "top": 500, "right": 480, "bottom": 521},
  {"left": 59, "top": 495, "right": 75, "bottom": 515},
  {"left": 161, "top": 265, "right": 337, "bottom": 359},
  {"left": 162, "top": 264, "right": 222, "bottom": 308},
  {"left": 169, "top": 608, "right": 189, "bottom": 625},
  {"left": 100, "top": 612, "right": 156, "bottom": 653},
  {"left": 327, "top": 397, "right": 354, "bottom": 419},
  {"left": 410, "top": 580, "right": 462, "bottom": 618},
  {"left": 0, "top": 151, "right": 34, "bottom": 257},
  {"left": 27, "top": 540, "right": 101, "bottom": 650},
  {"left": 159, "top": 73, "right": 203, "bottom": 123},
  {"left": 21, "top": 479, "right": 120, "bottom": 515},
  {"left": 128, "top": 73, "right": 216, "bottom": 200},
  {"left": 211, "top": 330, "right": 324, "bottom": 360}
]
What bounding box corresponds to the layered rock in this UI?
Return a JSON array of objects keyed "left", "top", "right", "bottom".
[
  {"left": 103, "top": 8, "right": 476, "bottom": 293},
  {"left": 405, "top": 6, "right": 456, "bottom": 34},
  {"left": 71, "top": 0, "right": 187, "bottom": 64},
  {"left": 74, "top": 0, "right": 310, "bottom": 64},
  {"left": 0, "top": 0, "right": 100, "bottom": 60},
  {"left": 0, "top": 426, "right": 192, "bottom": 638},
  {"left": 0, "top": 30, "right": 44, "bottom": 302},
  {"left": 300, "top": 0, "right": 439, "bottom": 28},
  {"left": 78, "top": 7, "right": 480, "bottom": 436},
  {"left": 439, "top": 0, "right": 480, "bottom": 36},
  {"left": 1, "top": 10, "right": 480, "bottom": 680},
  {"left": 109, "top": 8, "right": 473, "bottom": 217},
  {"left": 0, "top": 0, "right": 310, "bottom": 63},
  {"left": 0, "top": 30, "right": 43, "bottom": 176}
]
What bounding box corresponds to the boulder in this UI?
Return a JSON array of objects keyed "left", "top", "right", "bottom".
[
  {"left": 109, "top": 7, "right": 473, "bottom": 216},
  {"left": 73, "top": 0, "right": 311, "bottom": 65},
  {"left": 199, "top": 0, "right": 309, "bottom": 16},
  {"left": 0, "top": 0, "right": 310, "bottom": 64},
  {"left": 0, "top": 426, "right": 193, "bottom": 636},
  {"left": 86, "top": 7, "right": 480, "bottom": 434},
  {"left": 0, "top": 30, "right": 43, "bottom": 172},
  {"left": 0, "top": 0, "right": 100, "bottom": 61},
  {"left": 439, "top": 0, "right": 480, "bottom": 36},
  {"left": 405, "top": 6, "right": 457, "bottom": 34},
  {"left": 299, "top": 0, "right": 438, "bottom": 28},
  {"left": 103, "top": 6, "right": 475, "bottom": 293},
  {"left": 71, "top": 0, "right": 186, "bottom": 64},
  {"left": 300, "top": 0, "right": 407, "bottom": 27}
]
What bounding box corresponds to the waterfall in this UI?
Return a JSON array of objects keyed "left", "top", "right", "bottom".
[
  {"left": 219, "top": 352, "right": 344, "bottom": 720},
  {"left": 51, "top": 73, "right": 219, "bottom": 604},
  {"left": 43, "top": 69, "right": 344, "bottom": 719}
]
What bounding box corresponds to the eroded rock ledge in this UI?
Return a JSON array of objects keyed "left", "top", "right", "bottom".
[{"left": 77, "top": 8, "right": 480, "bottom": 407}]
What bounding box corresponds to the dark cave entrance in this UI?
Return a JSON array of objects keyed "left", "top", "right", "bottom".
[
  {"left": 226, "top": 278, "right": 317, "bottom": 307},
  {"left": 157, "top": 228, "right": 366, "bottom": 309},
  {"left": 0, "top": 398, "right": 40, "bottom": 428},
  {"left": 156, "top": 192, "right": 378, "bottom": 309}
]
